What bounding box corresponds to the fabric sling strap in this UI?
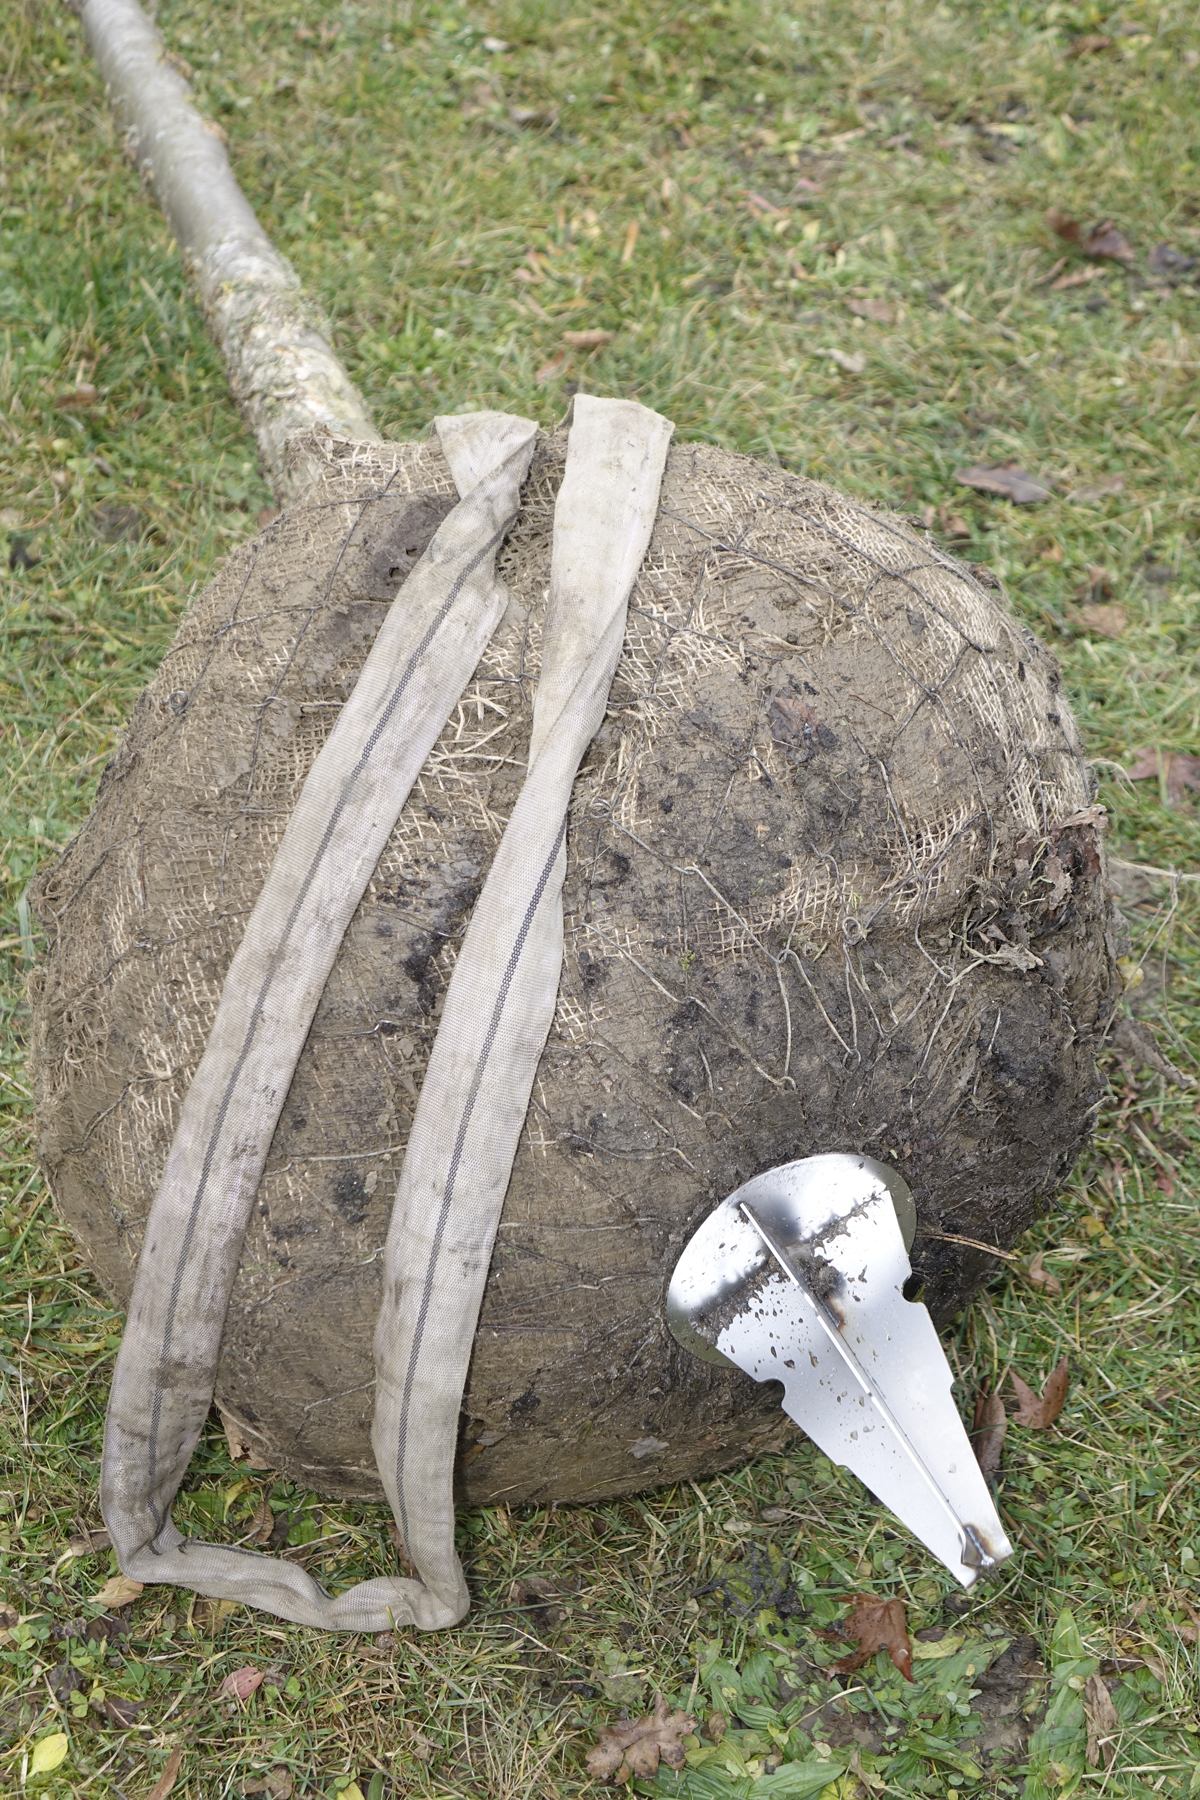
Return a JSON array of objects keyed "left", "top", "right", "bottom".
[{"left": 101, "top": 397, "right": 673, "bottom": 1631}]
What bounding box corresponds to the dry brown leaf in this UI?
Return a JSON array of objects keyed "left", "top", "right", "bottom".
[
  {"left": 703, "top": 1711, "right": 727, "bottom": 1743},
  {"left": 1084, "top": 1673, "right": 1121, "bottom": 1770},
  {"left": 1127, "top": 748, "right": 1200, "bottom": 811},
  {"left": 535, "top": 351, "right": 571, "bottom": 385},
  {"left": 220, "top": 1407, "right": 252, "bottom": 1462},
  {"left": 1025, "top": 1250, "right": 1062, "bottom": 1297},
  {"left": 1076, "top": 602, "right": 1126, "bottom": 640},
  {"left": 220, "top": 1664, "right": 265, "bottom": 1703},
  {"left": 1040, "top": 851, "right": 1072, "bottom": 907},
  {"left": 1010, "top": 1356, "right": 1070, "bottom": 1428},
  {"left": 1083, "top": 221, "right": 1136, "bottom": 264},
  {"left": 971, "top": 1389, "right": 1007, "bottom": 1483},
  {"left": 0, "top": 1600, "right": 19, "bottom": 1630},
  {"left": 146, "top": 1746, "right": 184, "bottom": 1800},
  {"left": 955, "top": 463, "right": 1052, "bottom": 504},
  {"left": 821, "top": 346, "right": 866, "bottom": 374},
  {"left": 93, "top": 1574, "right": 143, "bottom": 1611},
  {"left": 1148, "top": 243, "right": 1198, "bottom": 279},
  {"left": 1068, "top": 473, "right": 1125, "bottom": 503},
  {"left": 845, "top": 295, "right": 894, "bottom": 324},
  {"left": 54, "top": 384, "right": 100, "bottom": 408},
  {"left": 585, "top": 1693, "right": 697, "bottom": 1782},
  {"left": 1051, "top": 264, "right": 1105, "bottom": 291},
  {"left": 95, "top": 1692, "right": 143, "bottom": 1727},
  {"left": 244, "top": 1771, "right": 294, "bottom": 1798},
  {"left": 194, "top": 1596, "right": 241, "bottom": 1632},
  {"left": 561, "top": 328, "right": 613, "bottom": 349},
  {"left": 403, "top": 1722, "right": 437, "bottom": 1762},
  {"left": 1047, "top": 204, "right": 1083, "bottom": 244},
  {"left": 1047, "top": 207, "right": 1135, "bottom": 263},
  {"left": 509, "top": 1574, "right": 567, "bottom": 1624},
  {"left": 822, "top": 1594, "right": 914, "bottom": 1682},
  {"left": 249, "top": 1496, "right": 275, "bottom": 1545},
  {"left": 65, "top": 1527, "right": 112, "bottom": 1559}
]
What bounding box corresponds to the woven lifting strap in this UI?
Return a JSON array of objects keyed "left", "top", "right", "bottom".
[{"left": 101, "top": 397, "right": 674, "bottom": 1631}]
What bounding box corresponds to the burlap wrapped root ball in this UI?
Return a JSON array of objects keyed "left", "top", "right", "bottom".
[{"left": 31, "top": 428, "right": 1123, "bottom": 1506}]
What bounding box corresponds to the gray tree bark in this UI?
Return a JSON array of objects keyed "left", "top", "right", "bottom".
[{"left": 76, "top": 0, "right": 380, "bottom": 497}]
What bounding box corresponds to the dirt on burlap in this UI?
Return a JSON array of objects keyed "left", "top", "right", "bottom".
[{"left": 29, "top": 428, "right": 1124, "bottom": 1505}]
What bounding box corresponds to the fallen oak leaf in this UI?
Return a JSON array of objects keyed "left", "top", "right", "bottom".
[
  {"left": 1075, "top": 602, "right": 1126, "bottom": 640},
  {"left": 955, "top": 463, "right": 1052, "bottom": 504},
  {"left": 94, "top": 1693, "right": 142, "bottom": 1727},
  {"left": 1047, "top": 204, "right": 1082, "bottom": 244},
  {"left": 248, "top": 1495, "right": 275, "bottom": 1545},
  {"left": 1025, "top": 1249, "right": 1062, "bottom": 1296},
  {"left": 1084, "top": 1673, "right": 1121, "bottom": 1770},
  {"left": 1082, "top": 221, "right": 1136, "bottom": 264},
  {"left": 820, "top": 1594, "right": 914, "bottom": 1682},
  {"left": 534, "top": 351, "right": 571, "bottom": 385},
  {"left": 585, "top": 1693, "right": 697, "bottom": 1781},
  {"left": 93, "top": 1574, "right": 143, "bottom": 1611},
  {"left": 1009, "top": 1356, "right": 1070, "bottom": 1427},
  {"left": 145, "top": 1745, "right": 184, "bottom": 1800},
  {"left": 63, "top": 1527, "right": 112, "bottom": 1560},
  {"left": 219, "top": 1664, "right": 266, "bottom": 1703},
  {"left": 219, "top": 1406, "right": 253, "bottom": 1462},
  {"left": 1126, "top": 747, "right": 1200, "bottom": 811},
  {"left": 1046, "top": 207, "right": 1135, "bottom": 263},
  {"left": 970, "top": 1389, "right": 1007, "bottom": 1483}
]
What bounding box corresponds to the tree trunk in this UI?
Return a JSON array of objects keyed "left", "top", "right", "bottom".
[{"left": 76, "top": 0, "right": 380, "bottom": 497}]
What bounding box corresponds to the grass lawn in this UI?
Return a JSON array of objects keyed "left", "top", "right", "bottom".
[{"left": 2, "top": 0, "right": 1200, "bottom": 1794}]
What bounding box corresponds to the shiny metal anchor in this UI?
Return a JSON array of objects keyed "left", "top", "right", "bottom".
[{"left": 667, "top": 1153, "right": 1013, "bottom": 1586}]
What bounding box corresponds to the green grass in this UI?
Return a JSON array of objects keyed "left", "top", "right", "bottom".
[{"left": 2, "top": 0, "right": 1200, "bottom": 1794}]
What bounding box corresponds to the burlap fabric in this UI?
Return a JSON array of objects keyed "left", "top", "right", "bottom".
[{"left": 31, "top": 425, "right": 1122, "bottom": 1513}]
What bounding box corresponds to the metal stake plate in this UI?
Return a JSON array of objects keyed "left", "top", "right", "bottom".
[{"left": 667, "top": 1154, "right": 1012, "bottom": 1586}]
